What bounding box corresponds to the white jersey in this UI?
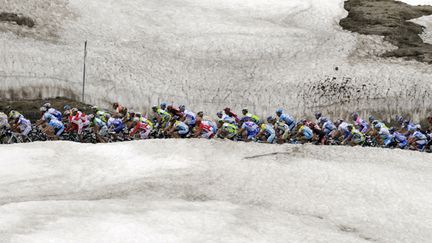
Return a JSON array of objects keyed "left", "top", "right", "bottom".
[{"left": 0, "top": 112, "right": 9, "bottom": 129}]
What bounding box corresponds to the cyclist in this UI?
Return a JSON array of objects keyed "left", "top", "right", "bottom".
[
  {"left": 43, "top": 114, "right": 64, "bottom": 139},
  {"left": 216, "top": 111, "right": 237, "bottom": 125},
  {"left": 238, "top": 117, "right": 260, "bottom": 142},
  {"left": 216, "top": 120, "right": 238, "bottom": 140},
  {"left": 12, "top": 114, "right": 32, "bottom": 139},
  {"left": 389, "top": 127, "right": 408, "bottom": 149},
  {"left": 295, "top": 120, "right": 313, "bottom": 143},
  {"left": 179, "top": 105, "right": 196, "bottom": 127},
  {"left": 69, "top": 108, "right": 90, "bottom": 140},
  {"left": 351, "top": 112, "right": 369, "bottom": 134},
  {"left": 88, "top": 114, "right": 108, "bottom": 143},
  {"left": 272, "top": 118, "right": 290, "bottom": 144},
  {"left": 152, "top": 105, "right": 172, "bottom": 129},
  {"left": 276, "top": 109, "right": 296, "bottom": 132},
  {"left": 408, "top": 125, "right": 428, "bottom": 151},
  {"left": 0, "top": 112, "right": 10, "bottom": 130},
  {"left": 165, "top": 117, "right": 189, "bottom": 138},
  {"left": 223, "top": 107, "right": 240, "bottom": 124},
  {"left": 241, "top": 109, "right": 260, "bottom": 124},
  {"left": 194, "top": 120, "right": 216, "bottom": 139},
  {"left": 342, "top": 124, "right": 365, "bottom": 146},
  {"left": 130, "top": 117, "right": 152, "bottom": 139},
  {"left": 257, "top": 117, "right": 276, "bottom": 143}
]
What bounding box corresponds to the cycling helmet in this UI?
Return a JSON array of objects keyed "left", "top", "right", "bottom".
[
  {"left": 320, "top": 117, "right": 328, "bottom": 123},
  {"left": 105, "top": 113, "right": 111, "bottom": 120},
  {"left": 133, "top": 117, "right": 140, "bottom": 123},
  {"left": 71, "top": 108, "right": 78, "bottom": 114},
  {"left": 415, "top": 124, "right": 421, "bottom": 130},
  {"left": 63, "top": 105, "right": 71, "bottom": 111},
  {"left": 112, "top": 102, "right": 119, "bottom": 108},
  {"left": 314, "top": 112, "right": 322, "bottom": 120},
  {"left": 242, "top": 108, "right": 248, "bottom": 115},
  {"left": 266, "top": 116, "right": 273, "bottom": 122},
  {"left": 216, "top": 111, "right": 223, "bottom": 117},
  {"left": 276, "top": 108, "right": 283, "bottom": 114},
  {"left": 179, "top": 105, "right": 186, "bottom": 111},
  {"left": 43, "top": 103, "right": 51, "bottom": 108},
  {"left": 135, "top": 112, "right": 142, "bottom": 117},
  {"left": 88, "top": 114, "right": 95, "bottom": 120},
  {"left": 40, "top": 107, "right": 47, "bottom": 112},
  {"left": 8, "top": 110, "right": 16, "bottom": 118},
  {"left": 347, "top": 124, "right": 353, "bottom": 130},
  {"left": 92, "top": 106, "right": 99, "bottom": 111},
  {"left": 63, "top": 110, "right": 71, "bottom": 116},
  {"left": 372, "top": 120, "right": 380, "bottom": 128},
  {"left": 351, "top": 112, "right": 359, "bottom": 120},
  {"left": 197, "top": 111, "right": 204, "bottom": 117},
  {"left": 368, "top": 115, "right": 376, "bottom": 123},
  {"left": 160, "top": 102, "right": 167, "bottom": 109},
  {"left": 389, "top": 127, "right": 395, "bottom": 134},
  {"left": 224, "top": 107, "right": 231, "bottom": 113},
  {"left": 151, "top": 106, "right": 158, "bottom": 112}
]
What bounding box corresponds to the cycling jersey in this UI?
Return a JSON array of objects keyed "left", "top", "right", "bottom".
[
  {"left": 0, "top": 112, "right": 9, "bottom": 130},
  {"left": 299, "top": 125, "right": 313, "bottom": 140},
  {"left": 338, "top": 122, "right": 351, "bottom": 139},
  {"left": 323, "top": 120, "right": 336, "bottom": 136},
  {"left": 350, "top": 127, "right": 365, "bottom": 145},
  {"left": 69, "top": 111, "right": 90, "bottom": 134},
  {"left": 242, "top": 121, "right": 259, "bottom": 140},
  {"left": 378, "top": 127, "right": 392, "bottom": 146},
  {"left": 243, "top": 113, "right": 260, "bottom": 124},
  {"left": 354, "top": 117, "right": 369, "bottom": 133},
  {"left": 220, "top": 122, "right": 238, "bottom": 139},
  {"left": 199, "top": 120, "right": 216, "bottom": 139},
  {"left": 107, "top": 117, "right": 125, "bottom": 133},
  {"left": 17, "top": 116, "right": 32, "bottom": 136},
  {"left": 393, "top": 132, "right": 408, "bottom": 149},
  {"left": 278, "top": 113, "right": 296, "bottom": 131},
  {"left": 260, "top": 123, "right": 276, "bottom": 143},
  {"left": 48, "top": 108, "right": 62, "bottom": 121},
  {"left": 48, "top": 119, "right": 64, "bottom": 136},
  {"left": 174, "top": 121, "right": 189, "bottom": 135},
  {"left": 130, "top": 121, "right": 151, "bottom": 138},
  {"left": 183, "top": 110, "right": 196, "bottom": 126}
]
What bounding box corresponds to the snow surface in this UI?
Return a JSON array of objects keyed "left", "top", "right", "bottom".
[
  {"left": 410, "top": 15, "right": 432, "bottom": 44},
  {"left": 399, "top": 0, "right": 432, "bottom": 5},
  {"left": 0, "top": 0, "right": 431, "bottom": 120},
  {"left": 0, "top": 140, "right": 432, "bottom": 243}
]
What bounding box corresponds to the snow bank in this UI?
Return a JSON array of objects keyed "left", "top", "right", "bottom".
[
  {"left": 0, "top": 0, "right": 432, "bottom": 119},
  {"left": 399, "top": 0, "right": 432, "bottom": 5},
  {"left": 410, "top": 15, "right": 432, "bottom": 44},
  {"left": 0, "top": 140, "right": 431, "bottom": 242}
]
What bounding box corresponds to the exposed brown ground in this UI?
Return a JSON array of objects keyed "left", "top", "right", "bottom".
[
  {"left": 340, "top": 0, "right": 432, "bottom": 63},
  {"left": 0, "top": 97, "right": 94, "bottom": 122}
]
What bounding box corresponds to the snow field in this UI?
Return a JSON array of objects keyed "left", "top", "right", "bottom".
[
  {"left": 0, "top": 0, "right": 432, "bottom": 120},
  {"left": 0, "top": 140, "right": 431, "bottom": 242}
]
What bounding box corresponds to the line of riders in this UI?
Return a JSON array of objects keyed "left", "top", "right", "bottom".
[{"left": 1, "top": 102, "right": 432, "bottom": 152}]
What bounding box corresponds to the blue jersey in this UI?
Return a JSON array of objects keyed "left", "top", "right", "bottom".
[
  {"left": 322, "top": 121, "right": 336, "bottom": 135},
  {"left": 279, "top": 113, "right": 296, "bottom": 131},
  {"left": 108, "top": 118, "right": 125, "bottom": 133},
  {"left": 183, "top": 110, "right": 196, "bottom": 126},
  {"left": 48, "top": 119, "right": 64, "bottom": 130},
  {"left": 48, "top": 108, "right": 62, "bottom": 121}
]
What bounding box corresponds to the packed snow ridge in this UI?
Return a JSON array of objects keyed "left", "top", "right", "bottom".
[
  {"left": 0, "top": 0, "right": 432, "bottom": 120},
  {"left": 0, "top": 140, "right": 431, "bottom": 242}
]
